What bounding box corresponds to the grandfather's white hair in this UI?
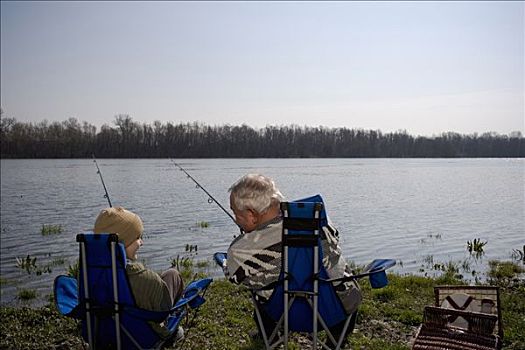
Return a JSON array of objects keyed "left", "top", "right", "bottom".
[{"left": 229, "top": 174, "right": 285, "bottom": 214}]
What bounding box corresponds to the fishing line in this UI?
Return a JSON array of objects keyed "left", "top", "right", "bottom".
[
  {"left": 170, "top": 159, "right": 243, "bottom": 232},
  {"left": 92, "top": 154, "right": 113, "bottom": 207}
]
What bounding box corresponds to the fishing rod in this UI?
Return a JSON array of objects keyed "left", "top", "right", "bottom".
[
  {"left": 92, "top": 154, "right": 113, "bottom": 207},
  {"left": 170, "top": 159, "right": 242, "bottom": 232}
]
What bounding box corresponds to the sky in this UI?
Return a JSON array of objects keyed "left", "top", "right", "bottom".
[{"left": 1, "top": 1, "right": 524, "bottom": 137}]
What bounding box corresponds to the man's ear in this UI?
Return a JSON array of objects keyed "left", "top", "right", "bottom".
[{"left": 247, "top": 208, "right": 258, "bottom": 224}]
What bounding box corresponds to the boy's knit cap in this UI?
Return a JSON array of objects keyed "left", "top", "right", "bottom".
[{"left": 94, "top": 207, "right": 143, "bottom": 247}]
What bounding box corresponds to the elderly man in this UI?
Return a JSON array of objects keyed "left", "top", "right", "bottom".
[{"left": 225, "top": 174, "right": 362, "bottom": 346}]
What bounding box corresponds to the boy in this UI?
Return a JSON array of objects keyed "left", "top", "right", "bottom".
[{"left": 93, "top": 206, "right": 184, "bottom": 338}]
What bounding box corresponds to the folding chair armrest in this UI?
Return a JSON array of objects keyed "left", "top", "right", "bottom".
[
  {"left": 172, "top": 295, "right": 198, "bottom": 310},
  {"left": 53, "top": 275, "right": 82, "bottom": 318},
  {"left": 213, "top": 252, "right": 227, "bottom": 268},
  {"left": 323, "top": 275, "right": 359, "bottom": 284},
  {"left": 423, "top": 306, "right": 498, "bottom": 335},
  {"left": 173, "top": 278, "right": 213, "bottom": 310},
  {"left": 326, "top": 259, "right": 396, "bottom": 285},
  {"left": 184, "top": 277, "right": 213, "bottom": 292},
  {"left": 324, "top": 270, "right": 384, "bottom": 284}
]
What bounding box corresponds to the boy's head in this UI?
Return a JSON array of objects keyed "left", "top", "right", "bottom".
[{"left": 94, "top": 207, "right": 144, "bottom": 259}]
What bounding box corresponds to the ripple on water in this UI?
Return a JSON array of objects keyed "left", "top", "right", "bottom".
[{"left": 1, "top": 158, "right": 523, "bottom": 306}]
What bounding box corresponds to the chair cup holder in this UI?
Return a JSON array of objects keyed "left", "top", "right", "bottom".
[{"left": 369, "top": 270, "right": 388, "bottom": 289}]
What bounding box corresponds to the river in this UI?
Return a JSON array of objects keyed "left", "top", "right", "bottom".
[{"left": 1, "top": 158, "right": 523, "bottom": 306}]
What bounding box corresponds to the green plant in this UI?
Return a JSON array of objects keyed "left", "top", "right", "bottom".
[
  {"left": 41, "top": 224, "right": 63, "bottom": 236},
  {"left": 197, "top": 221, "right": 209, "bottom": 228},
  {"left": 466, "top": 238, "right": 487, "bottom": 257},
  {"left": 170, "top": 255, "right": 192, "bottom": 279},
  {"left": 423, "top": 254, "right": 434, "bottom": 265},
  {"left": 185, "top": 244, "right": 198, "bottom": 253},
  {"left": 67, "top": 260, "right": 79, "bottom": 278},
  {"left": 15, "top": 255, "right": 52, "bottom": 275},
  {"left": 17, "top": 288, "right": 38, "bottom": 301},
  {"left": 434, "top": 261, "right": 464, "bottom": 285},
  {"left": 51, "top": 257, "right": 66, "bottom": 266},
  {"left": 15, "top": 255, "right": 38, "bottom": 274},
  {"left": 511, "top": 246, "right": 525, "bottom": 264},
  {"left": 196, "top": 260, "right": 209, "bottom": 269},
  {"left": 487, "top": 260, "right": 525, "bottom": 287},
  {"left": 461, "top": 259, "right": 471, "bottom": 273},
  {"left": 372, "top": 287, "right": 396, "bottom": 302}
]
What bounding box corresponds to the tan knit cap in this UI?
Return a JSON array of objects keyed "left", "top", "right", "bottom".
[{"left": 93, "top": 207, "right": 143, "bottom": 247}]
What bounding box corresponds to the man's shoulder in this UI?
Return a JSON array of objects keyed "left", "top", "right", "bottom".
[{"left": 230, "top": 219, "right": 282, "bottom": 247}]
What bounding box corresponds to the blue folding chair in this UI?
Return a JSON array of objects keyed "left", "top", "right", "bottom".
[
  {"left": 54, "top": 233, "right": 212, "bottom": 350},
  {"left": 237, "top": 195, "right": 395, "bottom": 350}
]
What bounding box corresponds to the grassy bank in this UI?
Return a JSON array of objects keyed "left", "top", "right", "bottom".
[{"left": 1, "top": 260, "right": 524, "bottom": 350}]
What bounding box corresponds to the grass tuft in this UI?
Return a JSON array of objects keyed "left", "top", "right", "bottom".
[
  {"left": 197, "top": 221, "right": 209, "bottom": 228},
  {"left": 17, "top": 288, "right": 38, "bottom": 301},
  {"left": 487, "top": 260, "right": 525, "bottom": 287},
  {"left": 41, "top": 224, "right": 63, "bottom": 236}
]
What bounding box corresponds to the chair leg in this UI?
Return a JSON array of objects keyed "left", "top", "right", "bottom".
[
  {"left": 252, "top": 300, "right": 287, "bottom": 350},
  {"left": 327, "top": 311, "right": 358, "bottom": 350}
]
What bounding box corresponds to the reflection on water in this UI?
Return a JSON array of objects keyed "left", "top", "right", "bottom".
[{"left": 1, "top": 158, "right": 524, "bottom": 306}]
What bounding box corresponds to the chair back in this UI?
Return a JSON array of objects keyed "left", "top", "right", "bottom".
[
  {"left": 264, "top": 195, "right": 348, "bottom": 332},
  {"left": 77, "top": 232, "right": 169, "bottom": 350}
]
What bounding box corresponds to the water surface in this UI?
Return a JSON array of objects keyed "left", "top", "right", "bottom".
[{"left": 1, "top": 158, "right": 523, "bottom": 305}]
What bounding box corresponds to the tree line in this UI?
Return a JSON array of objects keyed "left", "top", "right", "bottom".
[{"left": 1, "top": 114, "right": 523, "bottom": 158}]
